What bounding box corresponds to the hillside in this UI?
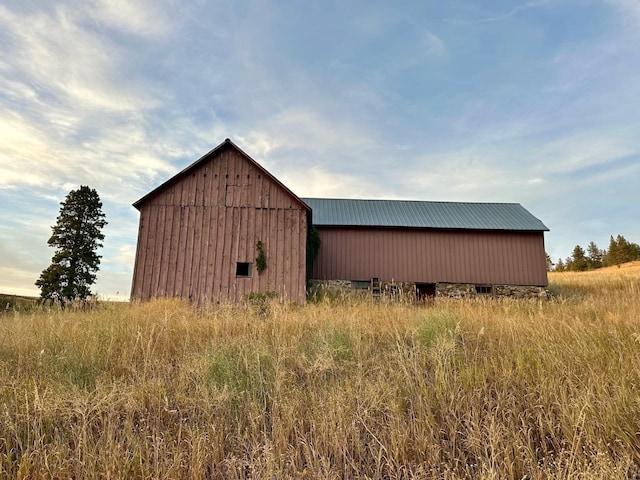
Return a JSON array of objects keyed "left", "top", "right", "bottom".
[
  {"left": 0, "top": 293, "right": 38, "bottom": 311},
  {"left": 550, "top": 260, "right": 640, "bottom": 277},
  {"left": 1, "top": 269, "right": 639, "bottom": 477}
]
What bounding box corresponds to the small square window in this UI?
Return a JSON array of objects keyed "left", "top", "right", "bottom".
[
  {"left": 236, "top": 262, "right": 252, "bottom": 277},
  {"left": 475, "top": 285, "right": 492, "bottom": 294}
]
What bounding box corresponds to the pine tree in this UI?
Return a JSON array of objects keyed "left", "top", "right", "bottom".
[
  {"left": 555, "top": 258, "right": 565, "bottom": 272},
  {"left": 586, "top": 241, "right": 603, "bottom": 269},
  {"left": 616, "top": 235, "right": 631, "bottom": 264},
  {"left": 604, "top": 235, "right": 618, "bottom": 267},
  {"left": 568, "top": 245, "right": 588, "bottom": 272},
  {"left": 36, "top": 186, "right": 107, "bottom": 301},
  {"left": 564, "top": 256, "right": 574, "bottom": 271},
  {"left": 617, "top": 234, "right": 640, "bottom": 264},
  {"left": 604, "top": 234, "right": 640, "bottom": 266}
]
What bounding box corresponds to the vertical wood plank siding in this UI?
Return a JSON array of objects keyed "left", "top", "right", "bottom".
[
  {"left": 312, "top": 227, "right": 548, "bottom": 286},
  {"left": 131, "top": 148, "right": 308, "bottom": 303}
]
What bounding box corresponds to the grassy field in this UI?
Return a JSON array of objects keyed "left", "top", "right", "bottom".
[{"left": 1, "top": 265, "right": 639, "bottom": 479}]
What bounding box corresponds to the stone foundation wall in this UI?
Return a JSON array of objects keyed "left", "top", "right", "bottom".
[
  {"left": 436, "top": 283, "right": 550, "bottom": 299},
  {"left": 309, "top": 280, "right": 550, "bottom": 301},
  {"left": 308, "top": 280, "right": 416, "bottom": 302}
]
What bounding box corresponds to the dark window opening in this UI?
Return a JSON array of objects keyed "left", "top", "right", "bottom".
[
  {"left": 416, "top": 283, "right": 436, "bottom": 301},
  {"left": 351, "top": 280, "right": 369, "bottom": 289},
  {"left": 475, "top": 285, "right": 492, "bottom": 294},
  {"left": 236, "top": 262, "right": 252, "bottom": 277}
]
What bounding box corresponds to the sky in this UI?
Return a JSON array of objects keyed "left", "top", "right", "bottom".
[{"left": 1, "top": 0, "right": 639, "bottom": 299}]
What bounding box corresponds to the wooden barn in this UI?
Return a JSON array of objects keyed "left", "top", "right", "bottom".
[
  {"left": 131, "top": 139, "right": 310, "bottom": 303},
  {"left": 302, "top": 198, "right": 549, "bottom": 298},
  {"left": 131, "top": 139, "right": 549, "bottom": 303}
]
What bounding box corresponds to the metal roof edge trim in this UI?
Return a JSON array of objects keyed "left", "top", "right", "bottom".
[{"left": 312, "top": 224, "right": 550, "bottom": 232}]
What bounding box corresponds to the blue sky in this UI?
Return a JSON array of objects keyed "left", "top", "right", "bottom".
[{"left": 1, "top": 0, "right": 639, "bottom": 298}]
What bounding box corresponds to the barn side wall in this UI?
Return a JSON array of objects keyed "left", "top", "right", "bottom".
[
  {"left": 311, "top": 227, "right": 548, "bottom": 287},
  {"left": 131, "top": 147, "right": 307, "bottom": 303}
]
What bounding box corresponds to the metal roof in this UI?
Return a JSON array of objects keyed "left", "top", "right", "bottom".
[{"left": 302, "top": 198, "right": 549, "bottom": 232}]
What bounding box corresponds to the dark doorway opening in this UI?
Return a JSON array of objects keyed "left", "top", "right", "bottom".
[{"left": 416, "top": 283, "right": 436, "bottom": 302}]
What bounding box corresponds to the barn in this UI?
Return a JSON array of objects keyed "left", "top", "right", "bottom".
[
  {"left": 131, "top": 139, "right": 549, "bottom": 303},
  {"left": 131, "top": 139, "right": 310, "bottom": 303},
  {"left": 302, "top": 198, "right": 549, "bottom": 299}
]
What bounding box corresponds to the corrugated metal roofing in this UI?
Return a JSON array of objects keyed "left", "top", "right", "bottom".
[{"left": 301, "top": 198, "right": 549, "bottom": 232}]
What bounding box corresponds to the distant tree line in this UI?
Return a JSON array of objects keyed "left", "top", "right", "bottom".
[{"left": 548, "top": 235, "right": 640, "bottom": 272}]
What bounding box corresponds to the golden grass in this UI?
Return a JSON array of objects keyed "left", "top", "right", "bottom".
[{"left": 1, "top": 266, "right": 639, "bottom": 478}]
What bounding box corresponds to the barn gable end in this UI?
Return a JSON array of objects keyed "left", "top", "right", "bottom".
[{"left": 131, "top": 139, "right": 309, "bottom": 303}]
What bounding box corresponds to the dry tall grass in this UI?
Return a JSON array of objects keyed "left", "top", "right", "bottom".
[{"left": 1, "top": 266, "right": 639, "bottom": 478}]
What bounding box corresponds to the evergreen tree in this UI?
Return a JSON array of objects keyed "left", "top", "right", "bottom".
[
  {"left": 555, "top": 258, "right": 565, "bottom": 272},
  {"left": 36, "top": 186, "right": 107, "bottom": 301},
  {"left": 568, "top": 245, "right": 588, "bottom": 272},
  {"left": 604, "top": 234, "right": 640, "bottom": 266},
  {"left": 604, "top": 235, "right": 618, "bottom": 267},
  {"left": 618, "top": 234, "right": 640, "bottom": 263},
  {"left": 545, "top": 252, "right": 554, "bottom": 271},
  {"left": 586, "top": 241, "right": 603, "bottom": 269},
  {"left": 564, "top": 256, "right": 573, "bottom": 271},
  {"left": 615, "top": 234, "right": 630, "bottom": 264}
]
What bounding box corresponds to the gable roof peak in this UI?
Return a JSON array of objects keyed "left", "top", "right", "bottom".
[{"left": 133, "top": 138, "right": 310, "bottom": 211}]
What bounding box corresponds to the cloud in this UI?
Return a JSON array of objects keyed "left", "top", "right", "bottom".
[
  {"left": 0, "top": 112, "right": 53, "bottom": 187},
  {"left": 235, "top": 106, "right": 377, "bottom": 169},
  {"left": 90, "top": 0, "right": 178, "bottom": 37},
  {"left": 424, "top": 32, "right": 446, "bottom": 56},
  {"left": 0, "top": 108, "right": 178, "bottom": 202},
  {"left": 101, "top": 244, "right": 136, "bottom": 273},
  {"left": 532, "top": 133, "right": 635, "bottom": 175},
  {"left": 445, "top": 0, "right": 552, "bottom": 25},
  {"left": 605, "top": 0, "right": 640, "bottom": 25},
  {"left": 0, "top": 5, "right": 157, "bottom": 113},
  {"left": 278, "top": 165, "right": 386, "bottom": 200}
]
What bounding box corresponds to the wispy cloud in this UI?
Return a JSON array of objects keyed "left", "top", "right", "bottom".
[
  {"left": 445, "top": 0, "right": 552, "bottom": 25},
  {"left": 90, "top": 0, "right": 178, "bottom": 37},
  {"left": 423, "top": 32, "right": 446, "bottom": 56},
  {"left": 0, "top": 5, "right": 159, "bottom": 113}
]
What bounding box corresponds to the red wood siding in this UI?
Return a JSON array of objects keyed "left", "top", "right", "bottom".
[
  {"left": 311, "top": 227, "right": 548, "bottom": 286},
  {"left": 131, "top": 147, "right": 308, "bottom": 303}
]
